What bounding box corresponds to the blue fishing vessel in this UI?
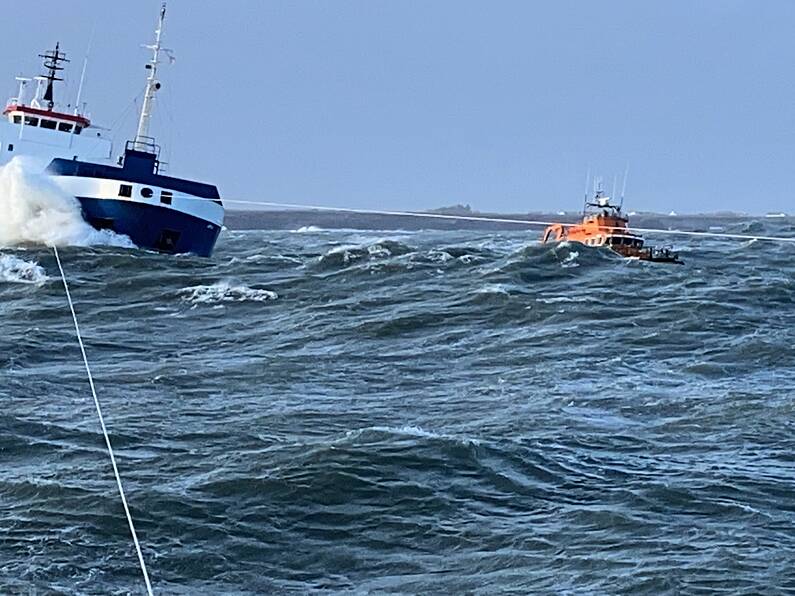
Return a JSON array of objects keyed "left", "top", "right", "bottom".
[{"left": 0, "top": 3, "right": 224, "bottom": 256}]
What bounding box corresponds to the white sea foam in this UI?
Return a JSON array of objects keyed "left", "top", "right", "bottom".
[
  {"left": 474, "top": 283, "right": 510, "bottom": 296},
  {"left": 561, "top": 250, "right": 580, "bottom": 268},
  {"left": 292, "top": 225, "right": 325, "bottom": 233},
  {"left": 180, "top": 281, "right": 278, "bottom": 305},
  {"left": 367, "top": 244, "right": 392, "bottom": 259},
  {"left": 537, "top": 295, "right": 588, "bottom": 304},
  {"left": 345, "top": 425, "right": 480, "bottom": 446},
  {"left": 427, "top": 250, "right": 453, "bottom": 263},
  {"left": 0, "top": 254, "right": 48, "bottom": 285},
  {"left": 0, "top": 157, "right": 133, "bottom": 249}
]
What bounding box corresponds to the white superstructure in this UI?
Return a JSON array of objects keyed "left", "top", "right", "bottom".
[{"left": 0, "top": 45, "right": 112, "bottom": 167}]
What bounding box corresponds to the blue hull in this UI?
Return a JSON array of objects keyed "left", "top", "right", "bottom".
[{"left": 77, "top": 197, "right": 221, "bottom": 257}]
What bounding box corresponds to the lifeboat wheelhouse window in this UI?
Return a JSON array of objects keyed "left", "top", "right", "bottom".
[
  {"left": 58, "top": 122, "right": 73, "bottom": 133},
  {"left": 12, "top": 115, "right": 21, "bottom": 124},
  {"left": 119, "top": 184, "right": 133, "bottom": 198},
  {"left": 24, "top": 116, "right": 38, "bottom": 126},
  {"left": 41, "top": 119, "right": 57, "bottom": 130}
]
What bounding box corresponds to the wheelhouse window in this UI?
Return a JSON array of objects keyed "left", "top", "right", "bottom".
[
  {"left": 74, "top": 126, "right": 83, "bottom": 135},
  {"left": 40, "top": 119, "right": 57, "bottom": 130},
  {"left": 160, "top": 190, "right": 173, "bottom": 205},
  {"left": 118, "top": 184, "right": 133, "bottom": 198},
  {"left": 7, "top": 144, "right": 13, "bottom": 152},
  {"left": 24, "top": 116, "right": 38, "bottom": 126},
  {"left": 58, "top": 122, "right": 73, "bottom": 133},
  {"left": 12, "top": 115, "right": 21, "bottom": 124}
]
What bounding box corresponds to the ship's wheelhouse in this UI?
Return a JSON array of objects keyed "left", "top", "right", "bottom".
[{"left": 4, "top": 104, "right": 89, "bottom": 135}]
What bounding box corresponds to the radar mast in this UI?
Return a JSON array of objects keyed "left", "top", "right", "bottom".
[
  {"left": 39, "top": 42, "right": 69, "bottom": 110},
  {"left": 134, "top": 3, "right": 172, "bottom": 153}
]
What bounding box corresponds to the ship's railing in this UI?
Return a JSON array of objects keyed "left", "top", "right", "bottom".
[{"left": 127, "top": 137, "right": 161, "bottom": 157}]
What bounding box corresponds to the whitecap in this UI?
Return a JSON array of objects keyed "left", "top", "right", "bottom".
[
  {"left": 0, "top": 254, "right": 47, "bottom": 285},
  {"left": 345, "top": 425, "right": 480, "bottom": 446},
  {"left": 537, "top": 295, "right": 587, "bottom": 304},
  {"left": 180, "top": 281, "right": 278, "bottom": 305},
  {"left": 292, "top": 225, "right": 325, "bottom": 233},
  {"left": 473, "top": 283, "right": 510, "bottom": 296},
  {"left": 367, "top": 244, "right": 392, "bottom": 259},
  {"left": 426, "top": 250, "right": 453, "bottom": 263},
  {"left": 561, "top": 250, "right": 580, "bottom": 268}
]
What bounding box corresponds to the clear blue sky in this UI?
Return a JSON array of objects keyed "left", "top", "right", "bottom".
[{"left": 3, "top": 0, "right": 795, "bottom": 214}]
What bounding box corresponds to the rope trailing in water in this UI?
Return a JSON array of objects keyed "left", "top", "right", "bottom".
[
  {"left": 209, "top": 199, "right": 795, "bottom": 245},
  {"left": 52, "top": 246, "right": 154, "bottom": 596}
]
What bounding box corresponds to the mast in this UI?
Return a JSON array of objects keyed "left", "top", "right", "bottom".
[
  {"left": 134, "top": 2, "right": 169, "bottom": 152},
  {"left": 39, "top": 43, "right": 69, "bottom": 111},
  {"left": 75, "top": 27, "right": 96, "bottom": 117}
]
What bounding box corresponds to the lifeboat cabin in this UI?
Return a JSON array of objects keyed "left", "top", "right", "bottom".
[{"left": 541, "top": 187, "right": 682, "bottom": 264}]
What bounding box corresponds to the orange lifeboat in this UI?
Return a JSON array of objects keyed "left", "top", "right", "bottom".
[{"left": 541, "top": 186, "right": 682, "bottom": 264}]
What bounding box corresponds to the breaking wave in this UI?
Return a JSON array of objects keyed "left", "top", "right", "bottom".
[
  {"left": 292, "top": 225, "right": 325, "bottom": 233},
  {"left": 180, "top": 281, "right": 278, "bottom": 305},
  {"left": 0, "top": 157, "right": 133, "bottom": 249},
  {"left": 316, "top": 239, "right": 414, "bottom": 269},
  {"left": 0, "top": 254, "right": 47, "bottom": 285}
]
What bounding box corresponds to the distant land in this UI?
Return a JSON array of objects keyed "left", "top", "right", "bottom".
[{"left": 224, "top": 204, "right": 777, "bottom": 231}]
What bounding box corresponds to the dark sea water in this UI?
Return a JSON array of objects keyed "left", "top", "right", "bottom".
[{"left": 2, "top": 220, "right": 795, "bottom": 594}]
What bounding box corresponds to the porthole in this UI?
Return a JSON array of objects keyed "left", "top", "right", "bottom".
[{"left": 141, "top": 187, "right": 154, "bottom": 199}]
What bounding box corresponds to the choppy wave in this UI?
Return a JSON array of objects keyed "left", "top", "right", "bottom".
[
  {"left": 180, "top": 280, "right": 278, "bottom": 304},
  {"left": 3, "top": 224, "right": 795, "bottom": 594},
  {"left": 292, "top": 225, "right": 325, "bottom": 233},
  {"left": 0, "top": 157, "right": 133, "bottom": 249},
  {"left": 0, "top": 254, "right": 47, "bottom": 284},
  {"left": 316, "top": 239, "right": 414, "bottom": 269}
]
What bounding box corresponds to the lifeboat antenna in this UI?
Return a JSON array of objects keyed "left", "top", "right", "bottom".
[
  {"left": 620, "top": 163, "right": 630, "bottom": 208},
  {"left": 134, "top": 2, "right": 173, "bottom": 152},
  {"left": 39, "top": 42, "right": 69, "bottom": 111},
  {"left": 582, "top": 168, "right": 591, "bottom": 214}
]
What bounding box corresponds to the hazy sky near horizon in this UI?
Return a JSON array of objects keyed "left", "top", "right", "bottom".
[{"left": 4, "top": 0, "right": 795, "bottom": 214}]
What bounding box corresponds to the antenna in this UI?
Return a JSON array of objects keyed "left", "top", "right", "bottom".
[
  {"left": 39, "top": 42, "right": 69, "bottom": 110},
  {"left": 75, "top": 26, "right": 96, "bottom": 116},
  {"left": 612, "top": 174, "right": 617, "bottom": 201},
  {"left": 582, "top": 168, "right": 591, "bottom": 214},
  {"left": 620, "top": 163, "right": 630, "bottom": 208}
]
